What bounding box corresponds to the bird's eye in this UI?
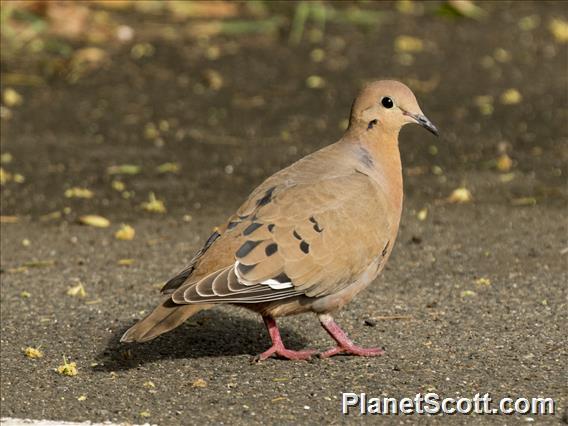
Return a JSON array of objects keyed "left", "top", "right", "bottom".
[{"left": 381, "top": 97, "right": 394, "bottom": 109}]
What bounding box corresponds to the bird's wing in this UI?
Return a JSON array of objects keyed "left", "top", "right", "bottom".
[{"left": 169, "top": 172, "right": 393, "bottom": 305}]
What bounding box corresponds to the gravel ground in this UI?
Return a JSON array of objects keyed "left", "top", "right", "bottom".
[{"left": 1, "top": 1, "right": 567, "bottom": 424}]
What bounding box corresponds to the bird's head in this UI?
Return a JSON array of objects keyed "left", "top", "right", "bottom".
[{"left": 349, "top": 80, "right": 438, "bottom": 137}]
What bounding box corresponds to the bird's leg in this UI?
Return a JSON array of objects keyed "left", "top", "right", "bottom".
[
  {"left": 254, "top": 316, "right": 317, "bottom": 361},
  {"left": 318, "top": 314, "right": 385, "bottom": 358}
]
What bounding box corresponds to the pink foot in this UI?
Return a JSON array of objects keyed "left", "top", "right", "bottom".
[
  {"left": 254, "top": 316, "right": 316, "bottom": 362},
  {"left": 319, "top": 345, "right": 384, "bottom": 358},
  {"left": 255, "top": 345, "right": 317, "bottom": 361},
  {"left": 318, "top": 314, "right": 385, "bottom": 359}
]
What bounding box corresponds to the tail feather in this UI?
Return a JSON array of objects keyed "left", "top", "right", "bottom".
[{"left": 121, "top": 298, "right": 212, "bottom": 343}]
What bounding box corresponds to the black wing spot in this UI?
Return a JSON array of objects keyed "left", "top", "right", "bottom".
[
  {"left": 257, "top": 186, "right": 276, "bottom": 207},
  {"left": 204, "top": 230, "right": 221, "bottom": 248},
  {"left": 265, "top": 243, "right": 278, "bottom": 256},
  {"left": 300, "top": 241, "right": 310, "bottom": 254},
  {"left": 227, "top": 221, "right": 239, "bottom": 230},
  {"left": 367, "top": 119, "right": 378, "bottom": 130},
  {"left": 309, "top": 216, "right": 323, "bottom": 233},
  {"left": 293, "top": 230, "right": 302, "bottom": 240},
  {"left": 267, "top": 224, "right": 275, "bottom": 233},
  {"left": 238, "top": 262, "right": 256, "bottom": 275},
  {"left": 243, "top": 222, "right": 262, "bottom": 236},
  {"left": 272, "top": 272, "right": 291, "bottom": 283},
  {"left": 382, "top": 241, "right": 390, "bottom": 257},
  {"left": 236, "top": 240, "right": 262, "bottom": 258}
]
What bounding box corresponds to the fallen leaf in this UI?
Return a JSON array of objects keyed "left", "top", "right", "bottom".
[
  {"left": 511, "top": 197, "right": 536, "bottom": 206},
  {"left": 141, "top": 192, "right": 166, "bottom": 213},
  {"left": 417, "top": 208, "right": 428, "bottom": 221},
  {"left": 64, "top": 187, "right": 94, "bottom": 199},
  {"left": 0, "top": 167, "right": 11, "bottom": 185},
  {"left": 306, "top": 75, "right": 326, "bottom": 89},
  {"left": 156, "top": 162, "right": 180, "bottom": 174},
  {"left": 79, "top": 215, "right": 110, "bottom": 228},
  {"left": 496, "top": 154, "right": 513, "bottom": 172},
  {"left": 500, "top": 89, "right": 522, "bottom": 105},
  {"left": 111, "top": 180, "right": 125, "bottom": 191},
  {"left": 203, "top": 69, "right": 223, "bottom": 91},
  {"left": 549, "top": 18, "right": 568, "bottom": 43},
  {"left": 67, "top": 282, "right": 87, "bottom": 298},
  {"left": 475, "top": 277, "right": 491, "bottom": 286},
  {"left": 23, "top": 347, "right": 43, "bottom": 359},
  {"left": 1, "top": 152, "right": 13, "bottom": 163},
  {"left": 107, "top": 164, "right": 141, "bottom": 175},
  {"left": 3, "top": 88, "right": 23, "bottom": 107},
  {"left": 56, "top": 357, "right": 78, "bottom": 376},
  {"left": 139, "top": 411, "right": 151, "bottom": 418},
  {"left": 0, "top": 215, "right": 19, "bottom": 223},
  {"left": 192, "top": 378, "right": 207, "bottom": 388},
  {"left": 394, "top": 35, "right": 424, "bottom": 53},
  {"left": 460, "top": 290, "right": 476, "bottom": 297},
  {"left": 447, "top": 187, "right": 473, "bottom": 203},
  {"left": 22, "top": 260, "right": 55, "bottom": 268},
  {"left": 474, "top": 95, "right": 494, "bottom": 115},
  {"left": 115, "top": 224, "right": 135, "bottom": 240},
  {"left": 143, "top": 381, "right": 156, "bottom": 389},
  {"left": 20, "top": 291, "right": 31, "bottom": 298},
  {"left": 117, "top": 258, "right": 135, "bottom": 266},
  {"left": 77, "top": 395, "right": 87, "bottom": 401}
]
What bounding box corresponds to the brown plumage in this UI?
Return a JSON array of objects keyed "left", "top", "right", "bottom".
[{"left": 121, "top": 80, "right": 438, "bottom": 360}]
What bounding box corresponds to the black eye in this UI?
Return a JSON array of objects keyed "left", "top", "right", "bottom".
[{"left": 381, "top": 97, "right": 394, "bottom": 109}]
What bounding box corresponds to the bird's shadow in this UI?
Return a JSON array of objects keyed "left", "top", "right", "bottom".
[{"left": 95, "top": 309, "right": 310, "bottom": 372}]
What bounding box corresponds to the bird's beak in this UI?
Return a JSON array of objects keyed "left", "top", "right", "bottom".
[{"left": 404, "top": 111, "right": 439, "bottom": 136}]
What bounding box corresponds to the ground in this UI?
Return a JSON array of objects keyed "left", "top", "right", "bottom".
[{"left": 1, "top": 1, "right": 567, "bottom": 425}]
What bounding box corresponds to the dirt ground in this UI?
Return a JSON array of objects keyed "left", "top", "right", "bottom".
[{"left": 1, "top": 1, "right": 567, "bottom": 424}]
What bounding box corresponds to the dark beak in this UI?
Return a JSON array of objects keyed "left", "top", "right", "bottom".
[{"left": 405, "top": 112, "right": 439, "bottom": 136}]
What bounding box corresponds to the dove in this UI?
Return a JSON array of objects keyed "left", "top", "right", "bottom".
[{"left": 121, "top": 80, "right": 438, "bottom": 360}]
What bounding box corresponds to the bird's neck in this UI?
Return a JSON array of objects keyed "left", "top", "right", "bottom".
[{"left": 343, "top": 127, "right": 404, "bottom": 213}]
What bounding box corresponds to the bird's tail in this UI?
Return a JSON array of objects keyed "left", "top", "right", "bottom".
[{"left": 121, "top": 298, "right": 213, "bottom": 343}]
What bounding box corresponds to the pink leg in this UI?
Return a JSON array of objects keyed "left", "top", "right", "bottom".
[
  {"left": 254, "top": 316, "right": 317, "bottom": 361},
  {"left": 318, "top": 314, "right": 385, "bottom": 358}
]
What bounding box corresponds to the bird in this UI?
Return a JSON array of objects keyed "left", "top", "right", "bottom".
[{"left": 121, "top": 80, "right": 438, "bottom": 360}]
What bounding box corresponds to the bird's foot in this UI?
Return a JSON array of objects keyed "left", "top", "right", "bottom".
[
  {"left": 319, "top": 344, "right": 384, "bottom": 358},
  {"left": 318, "top": 313, "right": 385, "bottom": 358},
  {"left": 254, "top": 345, "right": 317, "bottom": 362}
]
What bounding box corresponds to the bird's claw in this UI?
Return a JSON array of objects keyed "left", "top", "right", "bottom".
[
  {"left": 253, "top": 346, "right": 317, "bottom": 362},
  {"left": 319, "top": 345, "right": 385, "bottom": 358}
]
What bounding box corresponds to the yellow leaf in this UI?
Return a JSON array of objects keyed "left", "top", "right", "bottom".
[
  {"left": 115, "top": 224, "right": 135, "bottom": 240},
  {"left": 475, "top": 277, "right": 491, "bottom": 286},
  {"left": 67, "top": 282, "right": 87, "bottom": 298},
  {"left": 192, "top": 378, "right": 207, "bottom": 388},
  {"left": 3, "top": 88, "right": 23, "bottom": 107},
  {"left": 77, "top": 395, "right": 87, "bottom": 401},
  {"left": 417, "top": 208, "right": 428, "bottom": 221},
  {"left": 496, "top": 154, "right": 513, "bottom": 172},
  {"left": 143, "top": 381, "right": 156, "bottom": 388},
  {"left": 64, "top": 187, "right": 94, "bottom": 199},
  {"left": 306, "top": 75, "right": 325, "bottom": 90},
  {"left": 56, "top": 357, "right": 78, "bottom": 376},
  {"left": 549, "top": 18, "right": 568, "bottom": 43},
  {"left": 141, "top": 192, "right": 166, "bottom": 213},
  {"left": 394, "top": 35, "right": 424, "bottom": 53},
  {"left": 79, "top": 215, "right": 110, "bottom": 228},
  {"left": 156, "top": 162, "right": 180, "bottom": 174},
  {"left": 107, "top": 164, "right": 141, "bottom": 175},
  {"left": 447, "top": 187, "right": 473, "bottom": 204},
  {"left": 474, "top": 95, "right": 494, "bottom": 115},
  {"left": 111, "top": 180, "right": 125, "bottom": 192},
  {"left": 139, "top": 411, "right": 151, "bottom": 418},
  {"left": 24, "top": 347, "right": 43, "bottom": 359},
  {"left": 460, "top": 290, "right": 476, "bottom": 297},
  {"left": 500, "top": 89, "right": 522, "bottom": 105},
  {"left": 117, "top": 258, "right": 135, "bottom": 266}
]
